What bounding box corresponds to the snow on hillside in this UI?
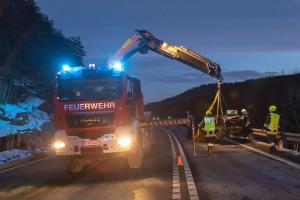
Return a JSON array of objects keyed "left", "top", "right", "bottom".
[
  {"left": 0, "top": 149, "right": 32, "bottom": 164},
  {"left": 0, "top": 97, "right": 50, "bottom": 137}
]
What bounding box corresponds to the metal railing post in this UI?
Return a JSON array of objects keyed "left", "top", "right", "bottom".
[{"left": 278, "top": 137, "right": 284, "bottom": 150}]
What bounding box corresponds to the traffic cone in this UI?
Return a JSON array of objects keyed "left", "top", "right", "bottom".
[
  {"left": 177, "top": 155, "right": 183, "bottom": 166},
  {"left": 208, "top": 143, "right": 214, "bottom": 153}
]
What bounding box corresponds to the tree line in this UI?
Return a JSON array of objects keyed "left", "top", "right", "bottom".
[
  {"left": 146, "top": 73, "right": 300, "bottom": 133},
  {"left": 0, "top": 0, "right": 85, "bottom": 81}
]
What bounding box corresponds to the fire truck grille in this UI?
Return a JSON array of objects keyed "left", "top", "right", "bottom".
[
  {"left": 65, "top": 112, "right": 115, "bottom": 128},
  {"left": 66, "top": 131, "right": 106, "bottom": 140}
]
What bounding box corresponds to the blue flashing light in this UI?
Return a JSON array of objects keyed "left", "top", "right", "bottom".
[
  {"left": 72, "top": 66, "right": 84, "bottom": 72},
  {"left": 110, "top": 61, "right": 124, "bottom": 72},
  {"left": 62, "top": 64, "right": 71, "bottom": 71}
]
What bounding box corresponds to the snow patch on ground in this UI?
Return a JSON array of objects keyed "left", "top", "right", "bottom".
[
  {"left": 22, "top": 96, "right": 45, "bottom": 108},
  {"left": 0, "top": 149, "right": 32, "bottom": 164},
  {"left": 0, "top": 97, "right": 50, "bottom": 137}
]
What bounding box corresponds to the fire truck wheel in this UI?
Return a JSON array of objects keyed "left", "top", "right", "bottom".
[
  {"left": 146, "top": 131, "right": 153, "bottom": 153},
  {"left": 142, "top": 128, "right": 153, "bottom": 153},
  {"left": 128, "top": 143, "right": 142, "bottom": 168},
  {"left": 65, "top": 156, "right": 85, "bottom": 174},
  {"left": 128, "top": 132, "right": 142, "bottom": 169}
]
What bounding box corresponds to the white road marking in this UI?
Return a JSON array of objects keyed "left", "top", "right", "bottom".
[
  {"left": 163, "top": 128, "right": 200, "bottom": 200},
  {"left": 165, "top": 129, "right": 181, "bottom": 199},
  {"left": 0, "top": 156, "right": 52, "bottom": 174},
  {"left": 224, "top": 138, "right": 300, "bottom": 170}
]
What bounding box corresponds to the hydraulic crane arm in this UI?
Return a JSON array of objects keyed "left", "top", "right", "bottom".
[{"left": 109, "top": 29, "right": 222, "bottom": 81}]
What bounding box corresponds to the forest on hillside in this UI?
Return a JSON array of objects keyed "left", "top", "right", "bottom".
[
  {"left": 0, "top": 0, "right": 86, "bottom": 104},
  {"left": 146, "top": 74, "right": 300, "bottom": 133},
  {"left": 0, "top": 0, "right": 85, "bottom": 148},
  {"left": 0, "top": 0, "right": 85, "bottom": 82}
]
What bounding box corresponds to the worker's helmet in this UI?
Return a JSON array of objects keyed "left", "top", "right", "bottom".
[
  {"left": 269, "top": 105, "right": 277, "bottom": 112},
  {"left": 241, "top": 109, "right": 248, "bottom": 115},
  {"left": 206, "top": 110, "right": 212, "bottom": 115}
]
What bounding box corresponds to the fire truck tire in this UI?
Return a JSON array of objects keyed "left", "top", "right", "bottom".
[
  {"left": 128, "top": 143, "right": 142, "bottom": 168},
  {"left": 146, "top": 131, "right": 153, "bottom": 153},
  {"left": 128, "top": 129, "right": 142, "bottom": 168},
  {"left": 65, "top": 156, "right": 85, "bottom": 174},
  {"left": 142, "top": 128, "right": 152, "bottom": 153}
]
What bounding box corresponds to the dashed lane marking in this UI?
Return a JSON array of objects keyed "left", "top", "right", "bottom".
[
  {"left": 224, "top": 138, "right": 300, "bottom": 170},
  {"left": 163, "top": 128, "right": 200, "bottom": 200},
  {"left": 165, "top": 129, "right": 181, "bottom": 199}
]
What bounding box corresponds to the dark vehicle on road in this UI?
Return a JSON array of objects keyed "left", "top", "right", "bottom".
[{"left": 219, "top": 110, "right": 250, "bottom": 140}]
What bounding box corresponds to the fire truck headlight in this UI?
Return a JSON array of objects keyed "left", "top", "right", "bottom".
[
  {"left": 117, "top": 136, "right": 131, "bottom": 147},
  {"left": 53, "top": 141, "right": 65, "bottom": 149}
]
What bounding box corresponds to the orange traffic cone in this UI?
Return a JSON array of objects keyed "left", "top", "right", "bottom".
[
  {"left": 177, "top": 155, "right": 183, "bottom": 166},
  {"left": 208, "top": 143, "right": 214, "bottom": 153}
]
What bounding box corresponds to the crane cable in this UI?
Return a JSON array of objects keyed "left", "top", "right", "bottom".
[{"left": 195, "top": 84, "right": 222, "bottom": 141}]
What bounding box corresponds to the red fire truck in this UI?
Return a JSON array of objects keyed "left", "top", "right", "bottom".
[{"left": 53, "top": 30, "right": 222, "bottom": 173}]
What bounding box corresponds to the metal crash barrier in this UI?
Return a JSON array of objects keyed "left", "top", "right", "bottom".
[
  {"left": 141, "top": 118, "right": 188, "bottom": 128},
  {"left": 251, "top": 128, "right": 300, "bottom": 152}
]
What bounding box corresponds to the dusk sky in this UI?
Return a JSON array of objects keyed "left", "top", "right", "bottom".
[{"left": 36, "top": 0, "right": 300, "bottom": 103}]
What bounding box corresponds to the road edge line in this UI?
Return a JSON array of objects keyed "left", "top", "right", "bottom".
[
  {"left": 224, "top": 138, "right": 300, "bottom": 170},
  {"left": 164, "top": 128, "right": 200, "bottom": 200},
  {"left": 0, "top": 156, "right": 52, "bottom": 174}
]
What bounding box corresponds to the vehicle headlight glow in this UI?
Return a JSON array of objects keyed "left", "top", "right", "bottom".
[
  {"left": 117, "top": 136, "right": 131, "bottom": 147},
  {"left": 54, "top": 141, "right": 65, "bottom": 149},
  {"left": 161, "top": 42, "right": 168, "bottom": 49}
]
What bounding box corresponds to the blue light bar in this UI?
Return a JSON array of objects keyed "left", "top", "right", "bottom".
[
  {"left": 110, "top": 61, "right": 124, "bottom": 72},
  {"left": 62, "top": 64, "right": 71, "bottom": 71}
]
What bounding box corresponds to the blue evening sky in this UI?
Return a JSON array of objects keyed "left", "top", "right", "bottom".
[{"left": 36, "top": 0, "right": 300, "bottom": 103}]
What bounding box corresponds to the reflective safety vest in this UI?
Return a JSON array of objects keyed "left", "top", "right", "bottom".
[
  {"left": 204, "top": 117, "right": 215, "bottom": 132},
  {"left": 268, "top": 113, "right": 280, "bottom": 132}
]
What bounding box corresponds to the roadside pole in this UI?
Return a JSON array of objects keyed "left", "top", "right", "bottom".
[{"left": 192, "top": 122, "right": 196, "bottom": 157}]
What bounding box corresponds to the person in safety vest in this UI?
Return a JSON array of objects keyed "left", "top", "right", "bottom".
[
  {"left": 204, "top": 110, "right": 215, "bottom": 152},
  {"left": 264, "top": 105, "right": 280, "bottom": 147},
  {"left": 241, "top": 108, "right": 251, "bottom": 136},
  {"left": 204, "top": 110, "right": 216, "bottom": 132},
  {"left": 264, "top": 105, "right": 280, "bottom": 133}
]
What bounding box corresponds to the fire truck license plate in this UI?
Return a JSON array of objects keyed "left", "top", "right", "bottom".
[{"left": 81, "top": 140, "right": 101, "bottom": 147}]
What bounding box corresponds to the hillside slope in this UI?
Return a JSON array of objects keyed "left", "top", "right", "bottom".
[{"left": 146, "top": 73, "right": 300, "bottom": 133}]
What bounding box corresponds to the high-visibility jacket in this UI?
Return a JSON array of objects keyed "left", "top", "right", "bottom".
[
  {"left": 268, "top": 113, "right": 280, "bottom": 132},
  {"left": 204, "top": 117, "right": 215, "bottom": 132}
]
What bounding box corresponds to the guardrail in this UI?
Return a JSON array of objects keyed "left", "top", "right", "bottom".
[
  {"left": 251, "top": 128, "right": 300, "bottom": 152},
  {"left": 141, "top": 118, "right": 188, "bottom": 128}
]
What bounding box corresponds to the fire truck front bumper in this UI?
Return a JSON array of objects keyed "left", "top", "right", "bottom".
[{"left": 53, "top": 127, "right": 137, "bottom": 156}]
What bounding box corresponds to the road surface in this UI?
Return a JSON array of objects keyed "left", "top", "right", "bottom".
[
  {"left": 170, "top": 126, "right": 300, "bottom": 200},
  {"left": 0, "top": 126, "right": 300, "bottom": 200}
]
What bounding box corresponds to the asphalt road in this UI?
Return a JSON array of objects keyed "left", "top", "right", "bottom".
[
  {"left": 0, "top": 129, "right": 173, "bottom": 200},
  {"left": 1, "top": 126, "right": 300, "bottom": 200},
  {"left": 170, "top": 126, "right": 300, "bottom": 200}
]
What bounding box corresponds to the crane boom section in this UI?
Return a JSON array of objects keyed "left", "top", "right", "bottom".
[{"left": 109, "top": 30, "right": 222, "bottom": 80}]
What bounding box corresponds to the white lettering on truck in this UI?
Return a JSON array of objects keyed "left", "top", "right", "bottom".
[{"left": 63, "top": 102, "right": 116, "bottom": 111}]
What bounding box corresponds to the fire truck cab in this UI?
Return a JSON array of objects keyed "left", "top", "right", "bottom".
[{"left": 53, "top": 65, "right": 145, "bottom": 172}]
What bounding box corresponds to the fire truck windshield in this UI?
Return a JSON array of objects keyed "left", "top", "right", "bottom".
[{"left": 57, "top": 77, "right": 123, "bottom": 101}]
